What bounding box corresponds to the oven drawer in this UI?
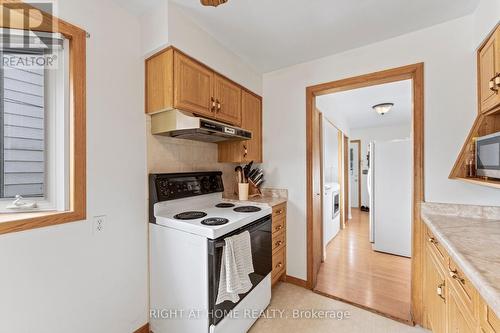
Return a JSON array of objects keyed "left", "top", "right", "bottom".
[
  {"left": 272, "top": 215, "right": 286, "bottom": 234},
  {"left": 272, "top": 247, "right": 285, "bottom": 283},
  {"left": 272, "top": 229, "right": 285, "bottom": 253},
  {"left": 272, "top": 203, "right": 287, "bottom": 219}
]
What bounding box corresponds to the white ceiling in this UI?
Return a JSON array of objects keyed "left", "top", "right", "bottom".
[
  {"left": 316, "top": 80, "right": 412, "bottom": 130},
  {"left": 160, "top": 0, "right": 479, "bottom": 72}
]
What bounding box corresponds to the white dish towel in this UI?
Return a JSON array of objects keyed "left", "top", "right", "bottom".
[{"left": 216, "top": 231, "right": 255, "bottom": 304}]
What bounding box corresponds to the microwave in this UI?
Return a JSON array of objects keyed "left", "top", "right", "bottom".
[{"left": 476, "top": 131, "right": 500, "bottom": 179}]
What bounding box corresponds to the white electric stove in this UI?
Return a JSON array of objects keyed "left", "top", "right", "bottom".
[{"left": 149, "top": 172, "right": 272, "bottom": 333}]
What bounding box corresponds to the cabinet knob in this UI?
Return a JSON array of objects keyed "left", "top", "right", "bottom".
[
  {"left": 428, "top": 237, "right": 437, "bottom": 245},
  {"left": 490, "top": 73, "right": 500, "bottom": 92},
  {"left": 216, "top": 99, "right": 221, "bottom": 112},
  {"left": 211, "top": 97, "right": 216, "bottom": 112},
  {"left": 243, "top": 145, "right": 248, "bottom": 157},
  {"left": 275, "top": 262, "right": 283, "bottom": 269},
  {"left": 275, "top": 240, "right": 283, "bottom": 247},
  {"left": 275, "top": 225, "right": 283, "bottom": 231}
]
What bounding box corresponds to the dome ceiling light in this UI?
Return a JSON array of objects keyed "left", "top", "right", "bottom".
[
  {"left": 200, "top": 0, "right": 229, "bottom": 7},
  {"left": 372, "top": 103, "right": 394, "bottom": 115}
]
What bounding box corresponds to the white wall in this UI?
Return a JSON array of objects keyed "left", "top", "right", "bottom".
[
  {"left": 0, "top": 1, "right": 148, "bottom": 332},
  {"left": 140, "top": 1, "right": 262, "bottom": 95},
  {"left": 262, "top": 1, "right": 500, "bottom": 280},
  {"left": 350, "top": 124, "right": 411, "bottom": 207}
]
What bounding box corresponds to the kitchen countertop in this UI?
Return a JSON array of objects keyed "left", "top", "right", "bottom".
[
  {"left": 224, "top": 188, "right": 288, "bottom": 207},
  {"left": 421, "top": 202, "right": 500, "bottom": 318}
]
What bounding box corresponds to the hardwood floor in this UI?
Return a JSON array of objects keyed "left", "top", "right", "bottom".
[{"left": 314, "top": 208, "right": 412, "bottom": 323}]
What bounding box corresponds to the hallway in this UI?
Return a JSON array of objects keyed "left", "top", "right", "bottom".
[{"left": 314, "top": 209, "right": 412, "bottom": 323}]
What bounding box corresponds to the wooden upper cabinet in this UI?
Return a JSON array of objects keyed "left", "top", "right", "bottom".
[
  {"left": 218, "top": 90, "right": 262, "bottom": 163},
  {"left": 241, "top": 91, "right": 262, "bottom": 162},
  {"left": 173, "top": 52, "right": 214, "bottom": 118},
  {"left": 214, "top": 74, "right": 242, "bottom": 126},
  {"left": 479, "top": 25, "right": 500, "bottom": 113},
  {"left": 146, "top": 49, "right": 174, "bottom": 114}
]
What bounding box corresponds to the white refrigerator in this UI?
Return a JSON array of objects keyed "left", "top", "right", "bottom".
[{"left": 367, "top": 139, "right": 412, "bottom": 257}]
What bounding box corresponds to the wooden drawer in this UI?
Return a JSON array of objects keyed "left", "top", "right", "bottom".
[
  {"left": 480, "top": 300, "right": 500, "bottom": 333},
  {"left": 272, "top": 215, "right": 286, "bottom": 234},
  {"left": 272, "top": 247, "right": 285, "bottom": 283},
  {"left": 425, "top": 225, "right": 448, "bottom": 266},
  {"left": 272, "top": 203, "right": 287, "bottom": 220},
  {"left": 272, "top": 229, "right": 285, "bottom": 253},
  {"left": 447, "top": 258, "right": 477, "bottom": 320}
]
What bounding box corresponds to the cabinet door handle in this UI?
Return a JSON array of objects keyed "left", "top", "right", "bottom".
[
  {"left": 490, "top": 73, "right": 500, "bottom": 92},
  {"left": 449, "top": 269, "right": 465, "bottom": 284},
  {"left": 211, "top": 97, "right": 216, "bottom": 112},
  {"left": 437, "top": 282, "right": 446, "bottom": 301}
]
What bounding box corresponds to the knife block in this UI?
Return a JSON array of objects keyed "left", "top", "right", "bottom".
[{"left": 235, "top": 179, "right": 262, "bottom": 198}]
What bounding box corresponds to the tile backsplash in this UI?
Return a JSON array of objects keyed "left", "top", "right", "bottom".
[{"left": 147, "top": 118, "right": 238, "bottom": 196}]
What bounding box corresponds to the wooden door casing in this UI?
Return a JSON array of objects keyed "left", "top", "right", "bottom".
[
  {"left": 173, "top": 52, "right": 214, "bottom": 118},
  {"left": 311, "top": 108, "right": 323, "bottom": 288},
  {"left": 214, "top": 74, "right": 242, "bottom": 126}
]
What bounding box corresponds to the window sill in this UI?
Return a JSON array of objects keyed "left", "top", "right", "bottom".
[{"left": 0, "top": 210, "right": 86, "bottom": 235}]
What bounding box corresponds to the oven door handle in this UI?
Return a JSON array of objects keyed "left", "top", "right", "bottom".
[{"left": 212, "top": 215, "right": 272, "bottom": 248}]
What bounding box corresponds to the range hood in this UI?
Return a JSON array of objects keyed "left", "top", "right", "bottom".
[{"left": 151, "top": 110, "right": 252, "bottom": 143}]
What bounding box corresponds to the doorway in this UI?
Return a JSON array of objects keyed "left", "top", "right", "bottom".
[{"left": 306, "top": 64, "right": 424, "bottom": 325}]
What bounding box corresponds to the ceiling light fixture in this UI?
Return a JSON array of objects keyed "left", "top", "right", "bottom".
[
  {"left": 200, "top": 0, "right": 228, "bottom": 7},
  {"left": 372, "top": 103, "right": 394, "bottom": 115}
]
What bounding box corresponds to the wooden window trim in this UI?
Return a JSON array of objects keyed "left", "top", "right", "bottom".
[{"left": 0, "top": 1, "right": 86, "bottom": 235}]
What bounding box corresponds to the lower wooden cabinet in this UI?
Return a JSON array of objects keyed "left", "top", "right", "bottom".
[
  {"left": 423, "top": 224, "right": 500, "bottom": 333},
  {"left": 447, "top": 285, "right": 475, "bottom": 333},
  {"left": 424, "top": 241, "right": 447, "bottom": 333},
  {"left": 271, "top": 202, "right": 287, "bottom": 286}
]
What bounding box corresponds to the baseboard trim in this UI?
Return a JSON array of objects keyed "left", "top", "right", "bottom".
[
  {"left": 284, "top": 275, "right": 308, "bottom": 288},
  {"left": 133, "top": 323, "right": 149, "bottom": 333}
]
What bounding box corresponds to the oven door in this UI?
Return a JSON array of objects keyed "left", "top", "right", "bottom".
[
  {"left": 477, "top": 133, "right": 500, "bottom": 178},
  {"left": 207, "top": 215, "right": 272, "bottom": 326}
]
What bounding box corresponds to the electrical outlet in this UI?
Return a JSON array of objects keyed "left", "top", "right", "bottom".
[{"left": 93, "top": 215, "right": 106, "bottom": 234}]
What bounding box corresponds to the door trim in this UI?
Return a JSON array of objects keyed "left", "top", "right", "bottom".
[
  {"left": 350, "top": 139, "right": 362, "bottom": 208},
  {"left": 305, "top": 63, "right": 424, "bottom": 325}
]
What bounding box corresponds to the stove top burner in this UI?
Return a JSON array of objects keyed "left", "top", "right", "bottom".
[
  {"left": 174, "top": 211, "right": 208, "bottom": 220},
  {"left": 201, "top": 217, "right": 230, "bottom": 226},
  {"left": 215, "top": 203, "right": 236, "bottom": 208},
  {"left": 234, "top": 206, "right": 262, "bottom": 213}
]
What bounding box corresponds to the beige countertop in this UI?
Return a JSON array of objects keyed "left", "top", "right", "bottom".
[
  {"left": 421, "top": 202, "right": 500, "bottom": 319},
  {"left": 224, "top": 188, "right": 288, "bottom": 207}
]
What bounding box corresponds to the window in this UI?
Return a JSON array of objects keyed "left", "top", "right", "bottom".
[
  {"left": 0, "top": 0, "right": 86, "bottom": 235},
  {"left": 0, "top": 31, "right": 69, "bottom": 213}
]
